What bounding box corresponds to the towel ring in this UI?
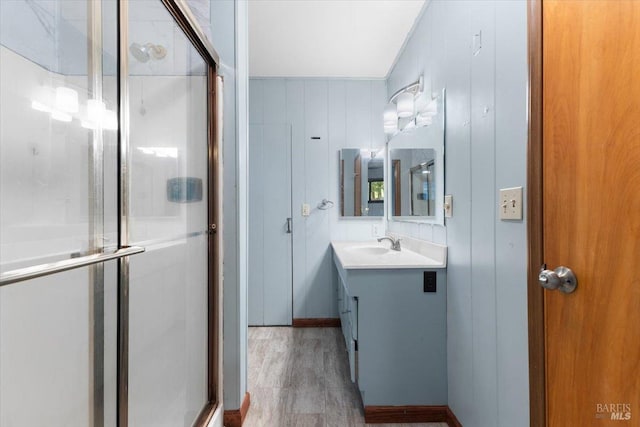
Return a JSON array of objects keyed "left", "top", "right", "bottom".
[{"left": 317, "top": 199, "right": 334, "bottom": 210}]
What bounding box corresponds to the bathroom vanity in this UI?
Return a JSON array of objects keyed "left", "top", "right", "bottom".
[{"left": 331, "top": 239, "right": 447, "bottom": 408}]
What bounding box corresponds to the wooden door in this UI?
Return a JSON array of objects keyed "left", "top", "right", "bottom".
[{"left": 542, "top": 1, "right": 640, "bottom": 425}]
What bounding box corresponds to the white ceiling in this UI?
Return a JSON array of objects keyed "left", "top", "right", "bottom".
[{"left": 248, "top": 0, "right": 426, "bottom": 78}]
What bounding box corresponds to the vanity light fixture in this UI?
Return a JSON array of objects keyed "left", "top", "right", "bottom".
[{"left": 384, "top": 75, "right": 438, "bottom": 136}]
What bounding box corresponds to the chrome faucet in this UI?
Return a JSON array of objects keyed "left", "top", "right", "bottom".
[{"left": 377, "top": 236, "right": 401, "bottom": 251}]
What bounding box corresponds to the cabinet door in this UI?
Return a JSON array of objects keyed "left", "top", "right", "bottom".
[
  {"left": 350, "top": 297, "right": 358, "bottom": 340},
  {"left": 349, "top": 338, "right": 357, "bottom": 383}
]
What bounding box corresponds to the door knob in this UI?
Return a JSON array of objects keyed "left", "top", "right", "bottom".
[{"left": 538, "top": 264, "right": 577, "bottom": 293}]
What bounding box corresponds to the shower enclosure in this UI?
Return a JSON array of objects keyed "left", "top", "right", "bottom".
[{"left": 0, "top": 1, "right": 220, "bottom": 426}]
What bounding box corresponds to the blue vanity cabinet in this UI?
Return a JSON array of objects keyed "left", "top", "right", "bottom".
[{"left": 333, "top": 253, "right": 447, "bottom": 407}]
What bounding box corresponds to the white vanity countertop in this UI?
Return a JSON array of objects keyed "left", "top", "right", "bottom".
[{"left": 331, "top": 239, "right": 447, "bottom": 269}]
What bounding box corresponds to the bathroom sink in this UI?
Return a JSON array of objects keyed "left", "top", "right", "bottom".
[
  {"left": 331, "top": 240, "right": 447, "bottom": 269},
  {"left": 344, "top": 245, "right": 390, "bottom": 256}
]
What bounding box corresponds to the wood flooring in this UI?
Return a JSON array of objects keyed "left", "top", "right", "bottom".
[{"left": 245, "top": 326, "right": 449, "bottom": 427}]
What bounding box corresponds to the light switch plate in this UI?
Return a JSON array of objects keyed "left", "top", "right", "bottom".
[
  {"left": 302, "top": 203, "right": 310, "bottom": 217},
  {"left": 444, "top": 195, "right": 453, "bottom": 218},
  {"left": 499, "top": 187, "right": 523, "bottom": 220}
]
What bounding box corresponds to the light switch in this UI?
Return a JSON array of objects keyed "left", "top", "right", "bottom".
[
  {"left": 444, "top": 195, "right": 453, "bottom": 218},
  {"left": 499, "top": 187, "right": 523, "bottom": 220},
  {"left": 302, "top": 203, "right": 310, "bottom": 217}
]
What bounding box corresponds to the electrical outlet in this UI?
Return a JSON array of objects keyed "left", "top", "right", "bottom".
[
  {"left": 424, "top": 271, "right": 437, "bottom": 293},
  {"left": 444, "top": 195, "right": 453, "bottom": 218},
  {"left": 302, "top": 203, "right": 310, "bottom": 217},
  {"left": 499, "top": 187, "right": 523, "bottom": 220},
  {"left": 372, "top": 224, "right": 379, "bottom": 236}
]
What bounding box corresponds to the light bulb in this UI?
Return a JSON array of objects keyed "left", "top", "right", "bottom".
[
  {"left": 384, "top": 121, "right": 398, "bottom": 134},
  {"left": 51, "top": 110, "right": 72, "bottom": 122},
  {"left": 81, "top": 120, "right": 97, "bottom": 129},
  {"left": 87, "top": 99, "right": 106, "bottom": 123},
  {"left": 416, "top": 114, "right": 433, "bottom": 127},
  {"left": 55, "top": 87, "right": 79, "bottom": 113},
  {"left": 383, "top": 103, "right": 398, "bottom": 124},
  {"left": 396, "top": 92, "right": 414, "bottom": 118},
  {"left": 31, "top": 101, "right": 51, "bottom": 113},
  {"left": 31, "top": 86, "right": 54, "bottom": 113},
  {"left": 103, "top": 110, "right": 118, "bottom": 130},
  {"left": 422, "top": 99, "right": 437, "bottom": 116}
]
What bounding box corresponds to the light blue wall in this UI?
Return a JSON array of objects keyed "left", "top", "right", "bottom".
[
  {"left": 249, "top": 78, "right": 387, "bottom": 319},
  {"left": 386, "top": 1, "right": 529, "bottom": 426},
  {"left": 210, "top": 0, "right": 249, "bottom": 412}
]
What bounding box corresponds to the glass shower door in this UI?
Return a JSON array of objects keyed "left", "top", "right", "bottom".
[
  {"left": 0, "top": 1, "right": 216, "bottom": 426},
  {"left": 126, "top": 1, "right": 210, "bottom": 425},
  {"left": 0, "top": 0, "right": 119, "bottom": 425}
]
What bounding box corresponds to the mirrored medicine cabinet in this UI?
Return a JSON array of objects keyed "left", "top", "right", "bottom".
[
  {"left": 387, "top": 88, "right": 445, "bottom": 225},
  {"left": 339, "top": 148, "right": 385, "bottom": 217}
]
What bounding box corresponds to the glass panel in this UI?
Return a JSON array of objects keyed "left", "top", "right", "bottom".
[
  {"left": 127, "top": 1, "right": 209, "bottom": 425},
  {"left": 184, "top": 0, "right": 212, "bottom": 42},
  {"left": 0, "top": 261, "right": 118, "bottom": 427},
  {"left": 0, "top": 1, "right": 118, "bottom": 425},
  {"left": 0, "top": 0, "right": 119, "bottom": 270}
]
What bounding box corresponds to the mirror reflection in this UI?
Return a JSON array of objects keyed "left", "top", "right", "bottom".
[
  {"left": 390, "top": 149, "right": 436, "bottom": 217},
  {"left": 339, "top": 149, "right": 384, "bottom": 217}
]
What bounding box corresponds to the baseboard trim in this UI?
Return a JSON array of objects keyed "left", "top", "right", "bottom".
[
  {"left": 446, "top": 406, "right": 463, "bottom": 427},
  {"left": 223, "top": 392, "right": 250, "bottom": 427},
  {"left": 364, "top": 405, "right": 462, "bottom": 426},
  {"left": 292, "top": 318, "right": 341, "bottom": 328}
]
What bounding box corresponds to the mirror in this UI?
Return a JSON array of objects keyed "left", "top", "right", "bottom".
[
  {"left": 388, "top": 88, "right": 445, "bottom": 224},
  {"left": 390, "top": 149, "right": 436, "bottom": 216},
  {"left": 339, "top": 149, "right": 385, "bottom": 217}
]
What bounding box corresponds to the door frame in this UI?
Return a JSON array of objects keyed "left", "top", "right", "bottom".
[{"left": 526, "top": 0, "right": 545, "bottom": 426}]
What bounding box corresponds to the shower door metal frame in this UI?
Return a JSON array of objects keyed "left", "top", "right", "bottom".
[{"left": 116, "top": 1, "right": 221, "bottom": 426}]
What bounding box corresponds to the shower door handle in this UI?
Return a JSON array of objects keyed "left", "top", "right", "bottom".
[
  {"left": 0, "top": 246, "right": 145, "bottom": 287},
  {"left": 286, "top": 217, "right": 292, "bottom": 234}
]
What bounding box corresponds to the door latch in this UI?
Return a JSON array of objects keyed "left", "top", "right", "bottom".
[{"left": 208, "top": 224, "right": 217, "bottom": 235}]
